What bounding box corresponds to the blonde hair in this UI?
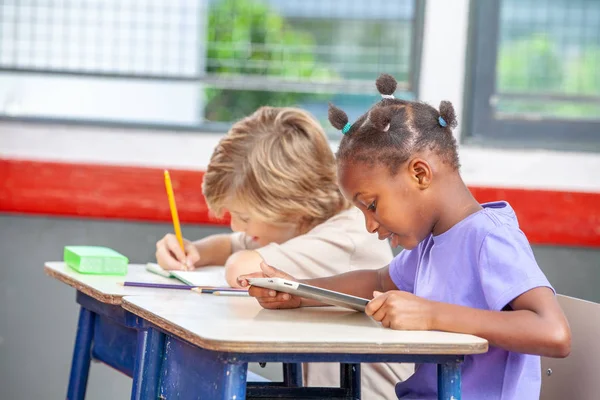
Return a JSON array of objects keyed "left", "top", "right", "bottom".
[{"left": 202, "top": 106, "right": 350, "bottom": 228}]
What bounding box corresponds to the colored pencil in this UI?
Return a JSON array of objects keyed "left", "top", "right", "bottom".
[
  {"left": 164, "top": 170, "right": 185, "bottom": 251},
  {"left": 119, "top": 282, "right": 247, "bottom": 292},
  {"left": 119, "top": 282, "right": 192, "bottom": 290},
  {"left": 191, "top": 287, "right": 248, "bottom": 294},
  {"left": 212, "top": 291, "right": 250, "bottom": 297}
]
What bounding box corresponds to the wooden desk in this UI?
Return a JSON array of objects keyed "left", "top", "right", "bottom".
[
  {"left": 45, "top": 262, "right": 192, "bottom": 400},
  {"left": 123, "top": 293, "right": 488, "bottom": 400},
  {"left": 45, "top": 262, "right": 300, "bottom": 400},
  {"left": 45, "top": 262, "right": 185, "bottom": 304}
]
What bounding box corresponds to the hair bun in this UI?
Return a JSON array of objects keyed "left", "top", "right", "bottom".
[
  {"left": 376, "top": 74, "right": 398, "bottom": 96},
  {"left": 438, "top": 101, "right": 458, "bottom": 129},
  {"left": 328, "top": 103, "right": 349, "bottom": 131},
  {"left": 368, "top": 106, "right": 393, "bottom": 132}
]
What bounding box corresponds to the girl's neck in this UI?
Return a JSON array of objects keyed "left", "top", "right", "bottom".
[{"left": 431, "top": 175, "right": 482, "bottom": 236}]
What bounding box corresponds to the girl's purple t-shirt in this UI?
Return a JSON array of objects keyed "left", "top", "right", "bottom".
[{"left": 389, "top": 201, "right": 552, "bottom": 400}]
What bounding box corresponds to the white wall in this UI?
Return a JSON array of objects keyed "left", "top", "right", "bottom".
[{"left": 1, "top": 0, "right": 599, "bottom": 193}]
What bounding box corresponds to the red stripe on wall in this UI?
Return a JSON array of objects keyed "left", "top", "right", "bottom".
[
  {"left": 0, "top": 158, "right": 229, "bottom": 226},
  {"left": 1, "top": 159, "right": 599, "bottom": 247},
  {"left": 469, "top": 187, "right": 600, "bottom": 248}
]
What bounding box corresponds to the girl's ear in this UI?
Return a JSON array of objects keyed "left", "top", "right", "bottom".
[{"left": 408, "top": 158, "right": 433, "bottom": 189}]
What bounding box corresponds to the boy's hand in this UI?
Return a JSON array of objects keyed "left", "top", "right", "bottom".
[
  {"left": 155, "top": 233, "right": 200, "bottom": 271},
  {"left": 238, "top": 262, "right": 302, "bottom": 309},
  {"left": 366, "top": 290, "right": 436, "bottom": 330}
]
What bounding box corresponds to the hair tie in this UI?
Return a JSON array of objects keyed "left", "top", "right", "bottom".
[
  {"left": 381, "top": 94, "right": 395, "bottom": 99},
  {"left": 342, "top": 122, "right": 352, "bottom": 134},
  {"left": 438, "top": 116, "right": 447, "bottom": 127}
]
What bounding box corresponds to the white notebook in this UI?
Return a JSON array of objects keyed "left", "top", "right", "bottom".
[{"left": 146, "top": 263, "right": 229, "bottom": 287}]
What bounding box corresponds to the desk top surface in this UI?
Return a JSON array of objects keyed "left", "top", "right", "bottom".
[
  {"left": 44, "top": 262, "right": 190, "bottom": 304},
  {"left": 122, "top": 293, "right": 489, "bottom": 355}
]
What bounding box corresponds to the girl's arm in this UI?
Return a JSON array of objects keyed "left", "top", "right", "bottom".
[
  {"left": 304, "top": 265, "right": 397, "bottom": 299},
  {"left": 367, "top": 286, "right": 571, "bottom": 358},
  {"left": 239, "top": 263, "right": 397, "bottom": 308}
]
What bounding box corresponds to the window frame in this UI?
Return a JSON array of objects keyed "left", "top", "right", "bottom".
[
  {"left": 464, "top": 0, "right": 600, "bottom": 150},
  {"left": 0, "top": 0, "right": 426, "bottom": 133}
]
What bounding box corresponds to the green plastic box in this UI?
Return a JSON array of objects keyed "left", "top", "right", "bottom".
[{"left": 63, "top": 246, "right": 129, "bottom": 275}]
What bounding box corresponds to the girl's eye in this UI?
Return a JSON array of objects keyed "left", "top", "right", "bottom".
[{"left": 367, "top": 201, "right": 377, "bottom": 212}]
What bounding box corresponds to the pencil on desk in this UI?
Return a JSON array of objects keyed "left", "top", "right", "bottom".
[
  {"left": 164, "top": 170, "right": 185, "bottom": 251},
  {"left": 191, "top": 287, "right": 248, "bottom": 294},
  {"left": 119, "top": 282, "right": 193, "bottom": 290},
  {"left": 119, "top": 282, "right": 248, "bottom": 292},
  {"left": 212, "top": 291, "right": 250, "bottom": 297}
]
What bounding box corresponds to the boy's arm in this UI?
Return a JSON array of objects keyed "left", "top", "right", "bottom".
[
  {"left": 156, "top": 233, "right": 232, "bottom": 271},
  {"left": 191, "top": 234, "right": 233, "bottom": 267},
  {"left": 224, "top": 250, "right": 264, "bottom": 287},
  {"left": 225, "top": 229, "right": 397, "bottom": 290}
]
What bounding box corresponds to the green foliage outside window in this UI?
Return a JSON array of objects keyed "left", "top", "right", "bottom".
[
  {"left": 204, "top": 0, "right": 336, "bottom": 122},
  {"left": 496, "top": 34, "right": 600, "bottom": 119}
]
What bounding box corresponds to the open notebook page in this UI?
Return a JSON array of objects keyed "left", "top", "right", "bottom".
[{"left": 146, "top": 263, "right": 229, "bottom": 287}]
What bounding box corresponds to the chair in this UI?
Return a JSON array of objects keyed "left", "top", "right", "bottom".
[{"left": 540, "top": 294, "right": 600, "bottom": 400}]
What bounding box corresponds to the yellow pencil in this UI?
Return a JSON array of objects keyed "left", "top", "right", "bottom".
[{"left": 164, "top": 170, "right": 185, "bottom": 251}]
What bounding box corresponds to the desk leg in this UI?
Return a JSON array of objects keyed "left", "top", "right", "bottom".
[
  {"left": 159, "top": 337, "right": 248, "bottom": 400},
  {"left": 437, "top": 361, "right": 461, "bottom": 400},
  {"left": 340, "top": 363, "right": 361, "bottom": 399},
  {"left": 131, "top": 327, "right": 165, "bottom": 400},
  {"left": 222, "top": 363, "right": 248, "bottom": 400},
  {"left": 282, "top": 363, "right": 302, "bottom": 387},
  {"left": 67, "top": 307, "right": 95, "bottom": 400}
]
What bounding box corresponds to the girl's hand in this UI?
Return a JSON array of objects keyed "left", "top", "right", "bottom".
[
  {"left": 366, "top": 290, "right": 436, "bottom": 330},
  {"left": 155, "top": 233, "right": 201, "bottom": 271},
  {"left": 238, "top": 262, "right": 302, "bottom": 309}
]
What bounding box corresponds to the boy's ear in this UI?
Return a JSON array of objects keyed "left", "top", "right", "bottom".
[{"left": 408, "top": 158, "right": 432, "bottom": 189}]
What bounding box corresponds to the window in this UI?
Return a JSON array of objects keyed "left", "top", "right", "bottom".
[
  {"left": 0, "top": 0, "right": 424, "bottom": 133},
  {"left": 466, "top": 0, "right": 600, "bottom": 150}
]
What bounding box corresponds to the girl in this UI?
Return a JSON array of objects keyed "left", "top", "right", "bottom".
[
  {"left": 240, "top": 75, "right": 571, "bottom": 399},
  {"left": 155, "top": 106, "right": 413, "bottom": 398}
]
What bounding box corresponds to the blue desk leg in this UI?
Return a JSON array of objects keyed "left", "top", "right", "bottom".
[
  {"left": 131, "top": 327, "right": 165, "bottom": 400},
  {"left": 159, "top": 337, "right": 248, "bottom": 400},
  {"left": 222, "top": 363, "right": 248, "bottom": 400},
  {"left": 282, "top": 363, "right": 302, "bottom": 387},
  {"left": 437, "top": 361, "right": 461, "bottom": 400},
  {"left": 67, "top": 307, "right": 95, "bottom": 400},
  {"left": 341, "top": 363, "right": 361, "bottom": 399}
]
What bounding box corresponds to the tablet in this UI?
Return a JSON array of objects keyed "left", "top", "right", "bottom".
[{"left": 247, "top": 277, "right": 369, "bottom": 312}]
